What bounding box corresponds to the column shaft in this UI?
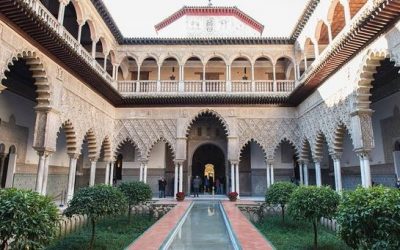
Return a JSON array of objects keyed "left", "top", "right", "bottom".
[
  {"left": 315, "top": 161, "right": 322, "bottom": 187},
  {"left": 363, "top": 155, "right": 372, "bottom": 187},
  {"left": 230, "top": 163, "right": 235, "bottom": 192},
  {"left": 41, "top": 155, "right": 51, "bottom": 195},
  {"left": 139, "top": 163, "right": 143, "bottom": 181},
  {"left": 89, "top": 160, "right": 97, "bottom": 186},
  {"left": 179, "top": 163, "right": 183, "bottom": 192},
  {"left": 67, "top": 156, "right": 78, "bottom": 201},
  {"left": 358, "top": 154, "right": 365, "bottom": 187},
  {"left": 235, "top": 164, "right": 240, "bottom": 197},
  {"left": 299, "top": 162, "right": 304, "bottom": 184},
  {"left": 143, "top": 164, "right": 148, "bottom": 184},
  {"left": 104, "top": 162, "right": 110, "bottom": 185},
  {"left": 270, "top": 164, "right": 275, "bottom": 185},
  {"left": 174, "top": 164, "right": 178, "bottom": 195},
  {"left": 303, "top": 163, "right": 309, "bottom": 186},
  {"left": 333, "top": 158, "right": 342, "bottom": 192},
  {"left": 266, "top": 164, "right": 271, "bottom": 188},
  {"left": 35, "top": 153, "right": 46, "bottom": 193},
  {"left": 109, "top": 162, "right": 114, "bottom": 186}
]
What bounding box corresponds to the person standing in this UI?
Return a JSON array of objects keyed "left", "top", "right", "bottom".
[
  {"left": 204, "top": 176, "right": 209, "bottom": 193},
  {"left": 158, "top": 176, "right": 167, "bottom": 198},
  {"left": 193, "top": 176, "right": 202, "bottom": 197},
  {"left": 215, "top": 177, "right": 221, "bottom": 194}
]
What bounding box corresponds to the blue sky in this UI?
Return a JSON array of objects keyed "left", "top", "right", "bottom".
[{"left": 102, "top": 0, "right": 309, "bottom": 37}]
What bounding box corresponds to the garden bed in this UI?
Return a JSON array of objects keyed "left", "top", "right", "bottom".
[
  {"left": 255, "top": 215, "right": 350, "bottom": 250},
  {"left": 47, "top": 214, "right": 157, "bottom": 250}
]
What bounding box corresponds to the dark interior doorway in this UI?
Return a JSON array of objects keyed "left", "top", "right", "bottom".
[{"left": 191, "top": 144, "right": 225, "bottom": 194}]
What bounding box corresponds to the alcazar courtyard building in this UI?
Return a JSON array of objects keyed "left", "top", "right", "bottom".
[{"left": 0, "top": 0, "right": 400, "bottom": 200}]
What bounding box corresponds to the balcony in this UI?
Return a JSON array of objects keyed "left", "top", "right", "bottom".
[{"left": 117, "top": 80, "right": 295, "bottom": 95}]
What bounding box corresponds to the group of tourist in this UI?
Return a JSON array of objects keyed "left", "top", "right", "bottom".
[{"left": 191, "top": 175, "right": 224, "bottom": 197}]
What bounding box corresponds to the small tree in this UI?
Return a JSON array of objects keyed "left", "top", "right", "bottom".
[
  {"left": 336, "top": 186, "right": 400, "bottom": 249},
  {"left": 65, "top": 185, "right": 127, "bottom": 249},
  {"left": 265, "top": 182, "right": 297, "bottom": 222},
  {"left": 119, "top": 181, "right": 152, "bottom": 221},
  {"left": 288, "top": 186, "right": 340, "bottom": 249},
  {"left": 0, "top": 188, "right": 59, "bottom": 250}
]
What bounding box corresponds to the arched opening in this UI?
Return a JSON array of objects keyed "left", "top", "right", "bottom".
[
  {"left": 192, "top": 144, "right": 225, "bottom": 194},
  {"left": 254, "top": 57, "right": 274, "bottom": 91},
  {"left": 300, "top": 139, "right": 313, "bottom": 185},
  {"left": 315, "top": 21, "right": 330, "bottom": 54},
  {"left": 104, "top": 51, "right": 114, "bottom": 76},
  {"left": 48, "top": 126, "right": 70, "bottom": 196},
  {"left": 113, "top": 140, "right": 140, "bottom": 184},
  {"left": 184, "top": 56, "right": 203, "bottom": 92},
  {"left": 40, "top": 0, "right": 59, "bottom": 19},
  {"left": 187, "top": 112, "right": 228, "bottom": 195},
  {"left": 94, "top": 38, "right": 106, "bottom": 67},
  {"left": 239, "top": 141, "right": 267, "bottom": 196},
  {"left": 328, "top": 1, "right": 346, "bottom": 39},
  {"left": 80, "top": 21, "right": 94, "bottom": 52},
  {"left": 304, "top": 38, "right": 316, "bottom": 67},
  {"left": 314, "top": 133, "right": 335, "bottom": 188},
  {"left": 205, "top": 57, "right": 226, "bottom": 92},
  {"left": 75, "top": 131, "right": 97, "bottom": 189},
  {"left": 147, "top": 140, "right": 175, "bottom": 196},
  {"left": 160, "top": 57, "right": 179, "bottom": 92},
  {"left": 63, "top": 2, "right": 79, "bottom": 39},
  {"left": 117, "top": 56, "right": 138, "bottom": 92},
  {"left": 231, "top": 57, "right": 251, "bottom": 92},
  {"left": 1, "top": 57, "right": 40, "bottom": 191},
  {"left": 368, "top": 58, "right": 400, "bottom": 186},
  {"left": 139, "top": 57, "right": 158, "bottom": 92},
  {"left": 0, "top": 146, "right": 16, "bottom": 188},
  {"left": 349, "top": 0, "right": 367, "bottom": 18},
  {"left": 274, "top": 140, "right": 298, "bottom": 183},
  {"left": 275, "top": 57, "right": 295, "bottom": 92}
]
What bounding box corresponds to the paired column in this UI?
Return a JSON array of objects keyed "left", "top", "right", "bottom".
[
  {"left": 139, "top": 162, "right": 148, "bottom": 183},
  {"left": 299, "top": 161, "right": 304, "bottom": 185},
  {"left": 57, "top": 0, "right": 67, "bottom": 26},
  {"left": 358, "top": 151, "right": 371, "bottom": 188},
  {"left": 89, "top": 158, "right": 97, "bottom": 187},
  {"left": 35, "top": 151, "right": 52, "bottom": 195},
  {"left": 179, "top": 162, "right": 183, "bottom": 192},
  {"left": 109, "top": 161, "right": 114, "bottom": 186},
  {"left": 272, "top": 64, "right": 277, "bottom": 92},
  {"left": 66, "top": 153, "right": 79, "bottom": 201},
  {"left": 314, "top": 160, "right": 322, "bottom": 187},
  {"left": 104, "top": 161, "right": 110, "bottom": 185},
  {"left": 303, "top": 161, "right": 309, "bottom": 186},
  {"left": 266, "top": 160, "right": 275, "bottom": 188},
  {"left": 235, "top": 163, "right": 240, "bottom": 197},
  {"left": 332, "top": 154, "right": 343, "bottom": 192},
  {"left": 156, "top": 64, "right": 161, "bottom": 92},
  {"left": 230, "top": 163, "right": 235, "bottom": 192},
  {"left": 174, "top": 162, "right": 179, "bottom": 195}
]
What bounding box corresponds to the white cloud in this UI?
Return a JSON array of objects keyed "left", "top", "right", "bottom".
[{"left": 102, "top": 0, "right": 309, "bottom": 37}]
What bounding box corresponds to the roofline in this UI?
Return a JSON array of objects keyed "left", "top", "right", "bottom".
[{"left": 154, "top": 6, "right": 264, "bottom": 34}]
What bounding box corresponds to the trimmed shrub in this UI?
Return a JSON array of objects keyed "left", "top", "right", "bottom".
[
  {"left": 265, "top": 182, "right": 297, "bottom": 222},
  {"left": 336, "top": 186, "right": 400, "bottom": 249},
  {"left": 119, "top": 181, "right": 152, "bottom": 221},
  {"left": 0, "top": 188, "right": 59, "bottom": 250},
  {"left": 288, "top": 185, "right": 340, "bottom": 248},
  {"left": 65, "top": 185, "right": 127, "bottom": 250}
]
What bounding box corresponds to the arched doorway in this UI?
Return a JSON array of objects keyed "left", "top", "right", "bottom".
[{"left": 191, "top": 144, "right": 226, "bottom": 194}]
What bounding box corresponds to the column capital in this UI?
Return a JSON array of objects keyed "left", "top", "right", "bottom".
[
  {"left": 35, "top": 148, "right": 53, "bottom": 157},
  {"left": 355, "top": 150, "right": 370, "bottom": 158},
  {"left": 173, "top": 160, "right": 184, "bottom": 165},
  {"left": 68, "top": 153, "right": 80, "bottom": 159},
  {"left": 313, "top": 158, "right": 322, "bottom": 164},
  {"left": 58, "top": 0, "right": 70, "bottom": 6},
  {"left": 89, "top": 157, "right": 98, "bottom": 162},
  {"left": 266, "top": 158, "right": 274, "bottom": 164},
  {"left": 229, "top": 160, "right": 239, "bottom": 165},
  {"left": 330, "top": 152, "right": 342, "bottom": 160}
]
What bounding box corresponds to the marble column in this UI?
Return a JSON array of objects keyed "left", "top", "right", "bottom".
[
  {"left": 174, "top": 163, "right": 178, "bottom": 195},
  {"left": 104, "top": 162, "right": 110, "bottom": 185},
  {"left": 143, "top": 163, "right": 148, "bottom": 184},
  {"left": 361, "top": 152, "right": 372, "bottom": 187},
  {"left": 299, "top": 161, "right": 304, "bottom": 185},
  {"left": 230, "top": 163, "right": 235, "bottom": 192},
  {"left": 41, "top": 154, "right": 51, "bottom": 195},
  {"left": 179, "top": 162, "right": 183, "bottom": 192},
  {"left": 314, "top": 160, "right": 322, "bottom": 187},
  {"left": 109, "top": 162, "right": 114, "bottom": 186},
  {"left": 358, "top": 153, "right": 366, "bottom": 187},
  {"left": 303, "top": 162, "right": 309, "bottom": 186},
  {"left": 139, "top": 162, "right": 143, "bottom": 182},
  {"left": 5, "top": 153, "right": 17, "bottom": 189},
  {"left": 66, "top": 154, "right": 79, "bottom": 201},
  {"left": 89, "top": 159, "right": 97, "bottom": 187},
  {"left": 35, "top": 152, "right": 46, "bottom": 193},
  {"left": 235, "top": 163, "right": 240, "bottom": 198},
  {"left": 270, "top": 164, "right": 275, "bottom": 185},
  {"left": 272, "top": 64, "right": 277, "bottom": 92},
  {"left": 332, "top": 155, "right": 343, "bottom": 192},
  {"left": 266, "top": 164, "right": 271, "bottom": 188}
]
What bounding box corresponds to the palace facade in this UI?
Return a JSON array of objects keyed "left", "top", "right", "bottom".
[{"left": 0, "top": 0, "right": 399, "bottom": 199}]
